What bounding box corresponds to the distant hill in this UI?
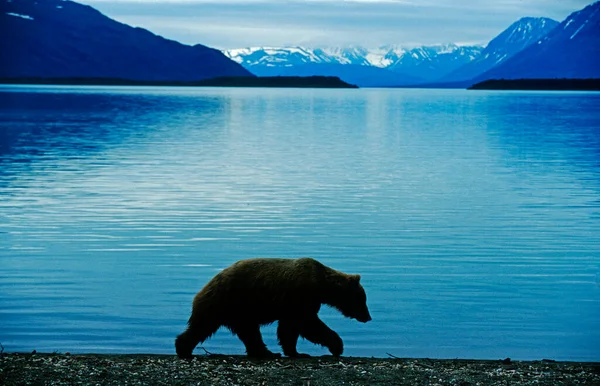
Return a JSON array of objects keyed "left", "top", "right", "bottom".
[
  {"left": 474, "top": 1, "right": 600, "bottom": 81},
  {"left": 247, "top": 62, "right": 423, "bottom": 88},
  {"left": 0, "top": 0, "right": 251, "bottom": 80},
  {"left": 469, "top": 78, "right": 600, "bottom": 91},
  {"left": 0, "top": 76, "right": 358, "bottom": 88},
  {"left": 443, "top": 17, "right": 559, "bottom": 82}
]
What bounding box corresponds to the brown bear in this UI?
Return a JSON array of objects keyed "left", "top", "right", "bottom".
[{"left": 175, "top": 257, "right": 371, "bottom": 359}]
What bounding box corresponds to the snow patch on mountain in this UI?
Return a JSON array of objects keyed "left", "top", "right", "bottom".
[
  {"left": 365, "top": 45, "right": 408, "bottom": 67},
  {"left": 6, "top": 12, "right": 33, "bottom": 20}
]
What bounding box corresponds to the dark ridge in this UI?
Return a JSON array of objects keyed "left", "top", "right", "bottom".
[
  {"left": 0, "top": 76, "right": 358, "bottom": 89},
  {"left": 0, "top": 0, "right": 251, "bottom": 81},
  {"left": 468, "top": 78, "right": 600, "bottom": 91}
]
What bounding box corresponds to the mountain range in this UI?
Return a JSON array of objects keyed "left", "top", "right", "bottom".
[
  {"left": 1, "top": 0, "right": 598, "bottom": 86},
  {"left": 0, "top": 0, "right": 251, "bottom": 80},
  {"left": 224, "top": 1, "right": 600, "bottom": 87},
  {"left": 223, "top": 44, "right": 484, "bottom": 87}
]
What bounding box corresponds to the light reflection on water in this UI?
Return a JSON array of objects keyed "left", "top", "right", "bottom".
[{"left": 0, "top": 86, "right": 599, "bottom": 360}]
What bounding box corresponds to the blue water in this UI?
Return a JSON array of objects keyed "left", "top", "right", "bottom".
[{"left": 1, "top": 85, "right": 599, "bottom": 361}]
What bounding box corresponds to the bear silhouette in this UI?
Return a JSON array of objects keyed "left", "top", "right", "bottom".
[{"left": 175, "top": 257, "right": 371, "bottom": 358}]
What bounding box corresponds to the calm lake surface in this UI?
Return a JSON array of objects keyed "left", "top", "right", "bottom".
[{"left": 1, "top": 85, "right": 599, "bottom": 361}]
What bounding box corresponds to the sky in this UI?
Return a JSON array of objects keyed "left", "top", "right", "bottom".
[{"left": 79, "top": 0, "right": 593, "bottom": 49}]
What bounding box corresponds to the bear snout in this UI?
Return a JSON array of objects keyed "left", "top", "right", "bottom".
[{"left": 356, "top": 311, "right": 372, "bottom": 323}]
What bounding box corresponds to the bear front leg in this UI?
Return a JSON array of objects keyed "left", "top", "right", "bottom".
[
  {"left": 299, "top": 316, "right": 344, "bottom": 357},
  {"left": 277, "top": 320, "right": 311, "bottom": 358},
  {"left": 230, "top": 323, "right": 281, "bottom": 359}
]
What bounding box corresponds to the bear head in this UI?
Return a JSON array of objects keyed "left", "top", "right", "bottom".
[{"left": 334, "top": 274, "right": 372, "bottom": 323}]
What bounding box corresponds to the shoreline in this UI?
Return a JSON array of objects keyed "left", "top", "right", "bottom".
[
  {"left": 0, "top": 76, "right": 358, "bottom": 89},
  {"left": 468, "top": 78, "right": 600, "bottom": 91},
  {"left": 1, "top": 353, "right": 599, "bottom": 385}
]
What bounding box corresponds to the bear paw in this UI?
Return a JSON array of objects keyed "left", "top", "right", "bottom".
[
  {"left": 175, "top": 336, "right": 195, "bottom": 359},
  {"left": 328, "top": 336, "right": 344, "bottom": 357}
]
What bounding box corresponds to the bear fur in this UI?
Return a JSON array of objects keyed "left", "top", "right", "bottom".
[{"left": 175, "top": 257, "right": 371, "bottom": 358}]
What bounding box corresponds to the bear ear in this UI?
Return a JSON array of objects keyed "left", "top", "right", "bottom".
[{"left": 349, "top": 274, "right": 361, "bottom": 283}]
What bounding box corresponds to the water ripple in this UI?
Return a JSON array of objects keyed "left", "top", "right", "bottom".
[{"left": 0, "top": 86, "right": 599, "bottom": 360}]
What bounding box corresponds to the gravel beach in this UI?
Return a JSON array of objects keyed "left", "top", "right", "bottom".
[{"left": 1, "top": 352, "right": 599, "bottom": 385}]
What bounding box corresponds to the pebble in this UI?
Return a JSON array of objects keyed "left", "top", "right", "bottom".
[{"left": 0, "top": 353, "right": 599, "bottom": 386}]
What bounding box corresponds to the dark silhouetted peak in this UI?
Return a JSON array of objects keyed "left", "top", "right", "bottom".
[{"left": 0, "top": 0, "right": 252, "bottom": 80}]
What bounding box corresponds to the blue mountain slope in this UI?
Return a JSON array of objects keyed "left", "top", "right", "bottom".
[
  {"left": 475, "top": 2, "right": 600, "bottom": 80},
  {"left": 0, "top": 0, "right": 251, "bottom": 80},
  {"left": 444, "top": 17, "right": 559, "bottom": 82}
]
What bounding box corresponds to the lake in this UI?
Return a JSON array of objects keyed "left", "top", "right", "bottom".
[{"left": 0, "top": 85, "right": 599, "bottom": 361}]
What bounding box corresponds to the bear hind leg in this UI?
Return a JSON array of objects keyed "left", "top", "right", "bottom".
[
  {"left": 277, "top": 320, "right": 311, "bottom": 358},
  {"left": 229, "top": 323, "right": 280, "bottom": 359},
  {"left": 175, "top": 321, "right": 219, "bottom": 359}
]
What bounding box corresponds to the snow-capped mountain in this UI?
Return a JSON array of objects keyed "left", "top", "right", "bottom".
[
  {"left": 443, "top": 17, "right": 559, "bottom": 82},
  {"left": 225, "top": 46, "right": 383, "bottom": 68},
  {"left": 223, "top": 44, "right": 483, "bottom": 86},
  {"left": 475, "top": 1, "right": 600, "bottom": 80},
  {"left": 387, "top": 44, "right": 483, "bottom": 80},
  {"left": 226, "top": 47, "right": 333, "bottom": 67},
  {"left": 365, "top": 45, "right": 408, "bottom": 68},
  {"left": 315, "top": 46, "right": 372, "bottom": 66}
]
